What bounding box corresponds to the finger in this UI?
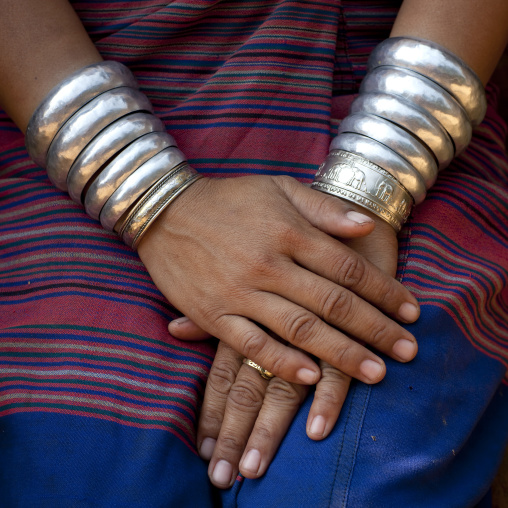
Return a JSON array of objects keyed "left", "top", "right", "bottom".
[
  {"left": 197, "top": 342, "right": 243, "bottom": 460},
  {"left": 239, "top": 377, "right": 308, "bottom": 479},
  {"left": 306, "top": 361, "right": 351, "bottom": 440},
  {"left": 263, "top": 263, "right": 418, "bottom": 363},
  {"left": 242, "top": 292, "right": 387, "bottom": 384},
  {"left": 212, "top": 315, "right": 321, "bottom": 385},
  {"left": 208, "top": 361, "right": 269, "bottom": 489},
  {"left": 274, "top": 175, "right": 376, "bottom": 237},
  {"left": 168, "top": 316, "right": 212, "bottom": 341},
  {"left": 289, "top": 224, "right": 420, "bottom": 323}
]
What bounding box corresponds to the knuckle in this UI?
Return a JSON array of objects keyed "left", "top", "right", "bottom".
[
  {"left": 366, "top": 322, "right": 391, "bottom": 348},
  {"left": 283, "top": 309, "right": 320, "bottom": 347},
  {"left": 218, "top": 434, "right": 245, "bottom": 454},
  {"left": 332, "top": 341, "right": 355, "bottom": 369},
  {"left": 247, "top": 251, "right": 281, "bottom": 280},
  {"left": 332, "top": 253, "right": 367, "bottom": 289},
  {"left": 242, "top": 330, "right": 269, "bottom": 360},
  {"left": 316, "top": 385, "right": 346, "bottom": 407},
  {"left": 252, "top": 422, "right": 276, "bottom": 442},
  {"left": 207, "top": 359, "right": 238, "bottom": 395},
  {"left": 319, "top": 287, "right": 354, "bottom": 323},
  {"left": 266, "top": 379, "right": 306, "bottom": 406},
  {"left": 228, "top": 379, "right": 265, "bottom": 410}
]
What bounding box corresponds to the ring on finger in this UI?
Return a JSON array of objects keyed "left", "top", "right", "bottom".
[{"left": 243, "top": 359, "right": 275, "bottom": 380}]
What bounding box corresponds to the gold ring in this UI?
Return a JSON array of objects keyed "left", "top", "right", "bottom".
[{"left": 242, "top": 359, "right": 275, "bottom": 380}]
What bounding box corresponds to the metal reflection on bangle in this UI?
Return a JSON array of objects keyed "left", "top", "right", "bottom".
[
  {"left": 46, "top": 87, "right": 153, "bottom": 191},
  {"left": 26, "top": 61, "right": 139, "bottom": 168},
  {"left": 329, "top": 133, "right": 426, "bottom": 205},
  {"left": 368, "top": 37, "right": 486, "bottom": 127},
  {"left": 84, "top": 131, "right": 177, "bottom": 220},
  {"left": 120, "top": 164, "right": 202, "bottom": 249},
  {"left": 99, "top": 146, "right": 187, "bottom": 231},
  {"left": 337, "top": 112, "right": 438, "bottom": 189},
  {"left": 350, "top": 92, "right": 454, "bottom": 170},
  {"left": 67, "top": 112, "right": 168, "bottom": 204},
  {"left": 360, "top": 66, "right": 472, "bottom": 155}
]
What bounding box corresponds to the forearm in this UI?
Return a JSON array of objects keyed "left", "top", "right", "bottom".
[
  {"left": 0, "top": 0, "right": 101, "bottom": 132},
  {"left": 392, "top": 0, "right": 508, "bottom": 85}
]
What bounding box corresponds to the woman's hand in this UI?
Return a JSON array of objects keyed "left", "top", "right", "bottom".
[
  {"left": 181, "top": 211, "right": 401, "bottom": 488},
  {"left": 138, "top": 175, "right": 419, "bottom": 386}
]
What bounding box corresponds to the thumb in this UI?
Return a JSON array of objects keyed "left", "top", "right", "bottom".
[
  {"left": 275, "top": 176, "right": 376, "bottom": 238},
  {"left": 168, "top": 317, "right": 213, "bottom": 341}
]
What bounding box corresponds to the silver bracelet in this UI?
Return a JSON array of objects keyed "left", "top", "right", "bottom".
[
  {"left": 67, "top": 112, "right": 167, "bottom": 204},
  {"left": 84, "top": 131, "right": 177, "bottom": 220},
  {"left": 312, "top": 150, "right": 412, "bottom": 232},
  {"left": 337, "top": 112, "right": 438, "bottom": 189},
  {"left": 120, "top": 164, "right": 203, "bottom": 249},
  {"left": 368, "top": 37, "right": 486, "bottom": 127},
  {"left": 99, "top": 146, "right": 187, "bottom": 231},
  {"left": 25, "top": 61, "right": 138, "bottom": 168},
  {"left": 46, "top": 87, "right": 153, "bottom": 190},
  {"left": 360, "top": 66, "right": 472, "bottom": 155},
  {"left": 350, "top": 92, "right": 454, "bottom": 170},
  {"left": 329, "top": 133, "right": 426, "bottom": 205}
]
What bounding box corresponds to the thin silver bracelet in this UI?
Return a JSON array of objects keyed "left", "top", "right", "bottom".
[{"left": 99, "top": 146, "right": 187, "bottom": 231}]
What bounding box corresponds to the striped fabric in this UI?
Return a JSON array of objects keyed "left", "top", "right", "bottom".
[{"left": 0, "top": 2, "right": 507, "bottom": 505}]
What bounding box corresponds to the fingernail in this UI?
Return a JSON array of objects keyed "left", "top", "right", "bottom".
[
  {"left": 199, "top": 437, "right": 216, "bottom": 460},
  {"left": 346, "top": 210, "right": 374, "bottom": 224},
  {"left": 359, "top": 359, "right": 384, "bottom": 382},
  {"left": 241, "top": 449, "right": 261, "bottom": 474},
  {"left": 172, "top": 316, "right": 190, "bottom": 326},
  {"left": 309, "top": 415, "right": 326, "bottom": 437},
  {"left": 211, "top": 460, "right": 233, "bottom": 486},
  {"left": 398, "top": 302, "right": 419, "bottom": 322},
  {"left": 296, "top": 368, "right": 319, "bottom": 384},
  {"left": 392, "top": 339, "right": 417, "bottom": 362}
]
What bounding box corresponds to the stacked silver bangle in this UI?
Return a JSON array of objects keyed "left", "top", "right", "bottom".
[
  {"left": 25, "top": 60, "right": 201, "bottom": 248},
  {"left": 312, "top": 37, "right": 486, "bottom": 232}
]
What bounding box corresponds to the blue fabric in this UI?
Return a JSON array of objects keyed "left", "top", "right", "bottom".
[{"left": 221, "top": 309, "right": 508, "bottom": 508}]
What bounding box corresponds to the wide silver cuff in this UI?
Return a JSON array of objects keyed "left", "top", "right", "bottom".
[
  {"left": 100, "top": 146, "right": 187, "bottom": 231},
  {"left": 329, "top": 133, "right": 426, "bottom": 204},
  {"left": 368, "top": 37, "right": 486, "bottom": 127},
  {"left": 312, "top": 150, "right": 412, "bottom": 232},
  {"left": 350, "top": 92, "right": 454, "bottom": 170},
  {"left": 84, "top": 131, "right": 177, "bottom": 220},
  {"left": 337, "top": 112, "right": 438, "bottom": 189},
  {"left": 25, "top": 61, "right": 138, "bottom": 168},
  {"left": 67, "top": 112, "right": 167, "bottom": 204},
  {"left": 46, "top": 87, "right": 153, "bottom": 191},
  {"left": 360, "top": 66, "right": 472, "bottom": 155}
]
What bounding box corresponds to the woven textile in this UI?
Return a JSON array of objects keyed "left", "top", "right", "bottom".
[{"left": 0, "top": 1, "right": 507, "bottom": 506}]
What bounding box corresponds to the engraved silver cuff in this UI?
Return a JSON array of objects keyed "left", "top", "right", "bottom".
[
  {"left": 120, "top": 164, "right": 202, "bottom": 249},
  {"left": 368, "top": 37, "right": 486, "bottom": 127},
  {"left": 99, "top": 146, "right": 187, "bottom": 231},
  {"left": 312, "top": 150, "right": 412, "bottom": 232},
  {"left": 329, "top": 132, "right": 426, "bottom": 205},
  {"left": 84, "top": 131, "right": 177, "bottom": 220},
  {"left": 25, "top": 61, "right": 138, "bottom": 168},
  {"left": 350, "top": 92, "right": 454, "bottom": 170},
  {"left": 67, "top": 112, "right": 168, "bottom": 204},
  {"left": 337, "top": 112, "right": 438, "bottom": 189},
  {"left": 360, "top": 66, "right": 472, "bottom": 155},
  {"left": 46, "top": 87, "right": 153, "bottom": 191}
]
